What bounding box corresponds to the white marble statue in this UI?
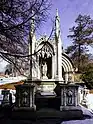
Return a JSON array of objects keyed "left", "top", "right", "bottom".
[{"left": 42, "top": 62, "right": 48, "bottom": 79}]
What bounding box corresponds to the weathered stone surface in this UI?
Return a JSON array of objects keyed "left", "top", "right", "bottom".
[
  {"left": 60, "top": 84, "right": 79, "bottom": 111},
  {"left": 15, "top": 82, "right": 36, "bottom": 110}
]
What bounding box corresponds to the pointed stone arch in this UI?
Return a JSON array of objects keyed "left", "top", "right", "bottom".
[
  {"left": 36, "top": 41, "right": 55, "bottom": 57},
  {"left": 36, "top": 40, "right": 54, "bottom": 79}
]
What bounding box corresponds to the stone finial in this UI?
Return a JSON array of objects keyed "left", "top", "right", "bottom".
[
  {"left": 56, "top": 8, "right": 59, "bottom": 17},
  {"left": 55, "top": 9, "right": 60, "bottom": 40}
]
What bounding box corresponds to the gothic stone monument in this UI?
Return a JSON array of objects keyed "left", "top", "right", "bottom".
[
  {"left": 29, "top": 9, "right": 75, "bottom": 93},
  {"left": 14, "top": 9, "right": 81, "bottom": 113}
]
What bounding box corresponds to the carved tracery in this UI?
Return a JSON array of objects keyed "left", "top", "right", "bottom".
[{"left": 37, "top": 42, "right": 54, "bottom": 79}]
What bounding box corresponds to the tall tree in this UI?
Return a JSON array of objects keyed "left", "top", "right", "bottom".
[
  {"left": 67, "top": 14, "right": 93, "bottom": 72},
  {"left": 0, "top": 0, "right": 51, "bottom": 54},
  {"left": 0, "top": 0, "right": 51, "bottom": 75},
  {"left": 81, "top": 62, "right": 93, "bottom": 89}
]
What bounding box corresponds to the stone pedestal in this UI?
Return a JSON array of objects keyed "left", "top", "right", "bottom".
[
  {"left": 60, "top": 84, "right": 79, "bottom": 111},
  {"left": 1, "top": 89, "right": 11, "bottom": 106},
  {"left": 15, "top": 80, "right": 36, "bottom": 110}
]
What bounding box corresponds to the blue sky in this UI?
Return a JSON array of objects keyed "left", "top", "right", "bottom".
[
  {"left": 0, "top": 0, "right": 93, "bottom": 72},
  {"left": 39, "top": 0, "right": 93, "bottom": 52}
]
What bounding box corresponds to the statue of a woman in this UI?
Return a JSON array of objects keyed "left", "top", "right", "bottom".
[
  {"left": 42, "top": 62, "right": 48, "bottom": 79},
  {"left": 67, "top": 90, "right": 73, "bottom": 104}
]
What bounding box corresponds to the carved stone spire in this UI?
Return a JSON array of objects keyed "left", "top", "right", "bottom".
[
  {"left": 55, "top": 9, "right": 63, "bottom": 81},
  {"left": 28, "top": 12, "right": 37, "bottom": 80},
  {"left": 55, "top": 9, "right": 60, "bottom": 41},
  {"left": 29, "top": 13, "right": 36, "bottom": 54}
]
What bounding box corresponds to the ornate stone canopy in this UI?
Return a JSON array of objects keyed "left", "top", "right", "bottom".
[{"left": 30, "top": 10, "right": 75, "bottom": 83}]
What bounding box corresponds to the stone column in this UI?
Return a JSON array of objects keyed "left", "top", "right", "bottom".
[
  {"left": 56, "top": 39, "right": 62, "bottom": 80},
  {"left": 65, "top": 72, "right": 68, "bottom": 84},
  {"left": 60, "top": 88, "right": 63, "bottom": 111},
  {"left": 63, "top": 88, "right": 67, "bottom": 107},
  {"left": 68, "top": 73, "right": 74, "bottom": 82},
  {"left": 60, "top": 87, "right": 66, "bottom": 111},
  {"left": 52, "top": 55, "right": 55, "bottom": 79},
  {"left": 55, "top": 9, "right": 62, "bottom": 81},
  {"left": 74, "top": 87, "right": 78, "bottom": 106},
  {"left": 54, "top": 48, "right": 57, "bottom": 79},
  {"left": 37, "top": 55, "right": 40, "bottom": 79},
  {"left": 29, "top": 84, "right": 35, "bottom": 108}
]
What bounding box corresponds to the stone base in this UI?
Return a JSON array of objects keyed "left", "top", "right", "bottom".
[
  {"left": 60, "top": 105, "right": 82, "bottom": 111},
  {"left": 54, "top": 75, "right": 64, "bottom": 82},
  {"left": 12, "top": 106, "right": 36, "bottom": 119},
  {"left": 37, "top": 108, "right": 83, "bottom": 120},
  {"left": 11, "top": 108, "right": 83, "bottom": 120},
  {"left": 39, "top": 81, "right": 56, "bottom": 93},
  {"left": 42, "top": 76, "right": 48, "bottom": 79},
  {"left": 14, "top": 105, "right": 36, "bottom": 111},
  {"left": 59, "top": 106, "right": 83, "bottom": 120},
  {"left": 60, "top": 105, "right": 83, "bottom": 119}
]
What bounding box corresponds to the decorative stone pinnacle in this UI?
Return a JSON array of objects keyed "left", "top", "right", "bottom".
[{"left": 56, "top": 8, "right": 59, "bottom": 17}]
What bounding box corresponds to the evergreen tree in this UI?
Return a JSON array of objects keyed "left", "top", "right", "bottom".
[
  {"left": 81, "top": 63, "right": 93, "bottom": 89},
  {"left": 66, "top": 14, "right": 93, "bottom": 72}
]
